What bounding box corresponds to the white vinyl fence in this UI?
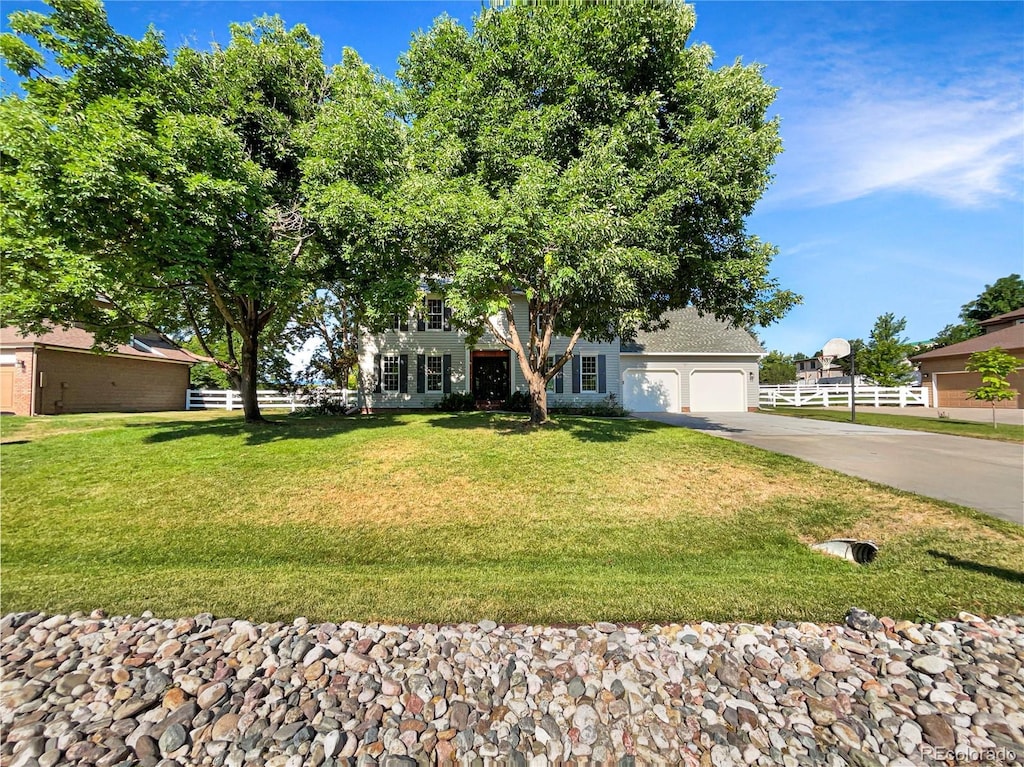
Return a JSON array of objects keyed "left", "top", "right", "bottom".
[
  {"left": 760, "top": 384, "right": 929, "bottom": 409},
  {"left": 186, "top": 389, "right": 356, "bottom": 411}
]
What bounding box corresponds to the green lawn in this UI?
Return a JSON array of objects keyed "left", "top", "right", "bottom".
[
  {"left": 764, "top": 407, "right": 1024, "bottom": 443},
  {"left": 2, "top": 411, "right": 1021, "bottom": 625}
]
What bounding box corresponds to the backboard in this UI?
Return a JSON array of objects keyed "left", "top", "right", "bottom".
[{"left": 822, "top": 337, "right": 852, "bottom": 359}]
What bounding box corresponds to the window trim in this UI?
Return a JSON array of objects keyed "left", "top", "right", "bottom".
[
  {"left": 581, "top": 355, "right": 598, "bottom": 392},
  {"left": 427, "top": 298, "right": 444, "bottom": 330},
  {"left": 381, "top": 354, "right": 401, "bottom": 392},
  {"left": 426, "top": 355, "right": 443, "bottom": 392},
  {"left": 546, "top": 356, "right": 556, "bottom": 392}
]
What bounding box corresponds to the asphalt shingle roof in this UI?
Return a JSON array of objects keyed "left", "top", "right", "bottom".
[
  {"left": 619, "top": 307, "right": 764, "bottom": 355},
  {"left": 1, "top": 325, "right": 203, "bottom": 364},
  {"left": 910, "top": 323, "right": 1024, "bottom": 361}
]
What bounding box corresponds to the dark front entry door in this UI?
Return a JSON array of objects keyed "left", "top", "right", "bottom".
[{"left": 472, "top": 354, "right": 510, "bottom": 401}]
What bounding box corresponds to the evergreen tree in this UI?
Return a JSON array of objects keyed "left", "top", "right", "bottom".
[{"left": 858, "top": 314, "right": 915, "bottom": 386}]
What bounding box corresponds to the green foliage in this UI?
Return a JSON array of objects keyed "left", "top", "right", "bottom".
[
  {"left": 434, "top": 392, "right": 477, "bottom": 412},
  {"left": 930, "top": 321, "right": 981, "bottom": 349},
  {"left": 1, "top": 2, "right": 401, "bottom": 421},
  {"left": 281, "top": 286, "right": 359, "bottom": 388},
  {"left": 961, "top": 274, "right": 1024, "bottom": 324},
  {"left": 503, "top": 390, "right": 533, "bottom": 413},
  {"left": 857, "top": 314, "right": 915, "bottom": 386},
  {"left": 759, "top": 350, "right": 797, "bottom": 384},
  {"left": 928, "top": 274, "right": 1024, "bottom": 349},
  {"left": 302, "top": 388, "right": 355, "bottom": 415},
  {"left": 550, "top": 395, "right": 629, "bottom": 418},
  {"left": 392, "top": 2, "right": 798, "bottom": 422},
  {"left": 965, "top": 348, "right": 1023, "bottom": 427}
]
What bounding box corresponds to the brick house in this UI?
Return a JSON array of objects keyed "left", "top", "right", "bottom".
[
  {"left": 0, "top": 325, "right": 202, "bottom": 416},
  {"left": 910, "top": 308, "right": 1024, "bottom": 409}
]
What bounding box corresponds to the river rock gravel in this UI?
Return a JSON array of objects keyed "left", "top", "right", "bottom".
[{"left": 2, "top": 609, "right": 1022, "bottom": 766}]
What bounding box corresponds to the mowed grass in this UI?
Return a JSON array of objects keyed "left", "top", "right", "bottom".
[
  {"left": 2, "top": 410, "right": 1022, "bottom": 625},
  {"left": 766, "top": 407, "right": 1024, "bottom": 443}
]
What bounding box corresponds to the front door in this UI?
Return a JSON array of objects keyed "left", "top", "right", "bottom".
[{"left": 471, "top": 353, "right": 510, "bottom": 403}]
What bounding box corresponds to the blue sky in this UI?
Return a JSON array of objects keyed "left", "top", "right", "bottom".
[{"left": 3, "top": 1, "right": 1022, "bottom": 355}]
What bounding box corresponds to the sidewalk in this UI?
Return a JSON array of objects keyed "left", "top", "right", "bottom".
[{"left": 810, "top": 406, "right": 1024, "bottom": 426}]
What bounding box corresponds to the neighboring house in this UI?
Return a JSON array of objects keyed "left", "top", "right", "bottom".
[
  {"left": 358, "top": 299, "right": 763, "bottom": 413},
  {"left": 794, "top": 357, "right": 829, "bottom": 384},
  {"left": 0, "top": 325, "right": 201, "bottom": 416},
  {"left": 910, "top": 307, "right": 1024, "bottom": 409}
]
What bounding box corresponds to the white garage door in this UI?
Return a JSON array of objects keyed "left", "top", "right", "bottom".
[
  {"left": 623, "top": 370, "right": 679, "bottom": 412},
  {"left": 690, "top": 370, "right": 746, "bottom": 412}
]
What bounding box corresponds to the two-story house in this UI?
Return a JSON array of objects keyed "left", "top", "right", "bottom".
[{"left": 358, "top": 296, "right": 764, "bottom": 413}]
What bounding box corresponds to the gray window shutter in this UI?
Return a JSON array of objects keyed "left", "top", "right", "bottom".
[
  {"left": 399, "top": 355, "right": 409, "bottom": 393},
  {"left": 443, "top": 306, "right": 452, "bottom": 332},
  {"left": 571, "top": 354, "right": 581, "bottom": 394},
  {"left": 416, "top": 354, "right": 425, "bottom": 394},
  {"left": 400, "top": 314, "right": 409, "bottom": 331},
  {"left": 598, "top": 355, "right": 607, "bottom": 393},
  {"left": 373, "top": 354, "right": 381, "bottom": 393},
  {"left": 443, "top": 354, "right": 452, "bottom": 393},
  {"left": 416, "top": 312, "right": 425, "bottom": 332},
  {"left": 555, "top": 365, "right": 564, "bottom": 394}
]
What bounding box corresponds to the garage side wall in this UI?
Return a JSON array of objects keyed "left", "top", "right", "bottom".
[
  {"left": 35, "top": 349, "right": 190, "bottom": 414},
  {"left": 621, "top": 355, "right": 760, "bottom": 412}
]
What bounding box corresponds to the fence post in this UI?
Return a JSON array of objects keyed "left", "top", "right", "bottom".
[
  {"left": 874, "top": 388, "right": 880, "bottom": 407},
  {"left": 185, "top": 390, "right": 191, "bottom": 411},
  {"left": 899, "top": 388, "right": 906, "bottom": 408},
  {"left": 226, "top": 391, "right": 234, "bottom": 411}
]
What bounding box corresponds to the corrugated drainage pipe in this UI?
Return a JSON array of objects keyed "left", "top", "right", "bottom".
[{"left": 811, "top": 538, "right": 879, "bottom": 564}]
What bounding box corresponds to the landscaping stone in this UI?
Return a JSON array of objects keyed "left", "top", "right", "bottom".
[{"left": 2, "top": 611, "right": 1022, "bottom": 765}]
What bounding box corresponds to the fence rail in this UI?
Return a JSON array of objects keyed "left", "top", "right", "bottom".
[
  {"left": 186, "top": 389, "right": 356, "bottom": 411},
  {"left": 759, "top": 384, "right": 929, "bottom": 408}
]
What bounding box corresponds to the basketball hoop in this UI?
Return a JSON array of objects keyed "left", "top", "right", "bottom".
[{"left": 818, "top": 354, "right": 835, "bottom": 374}]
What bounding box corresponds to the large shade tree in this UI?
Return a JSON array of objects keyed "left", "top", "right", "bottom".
[
  {"left": 930, "top": 273, "right": 1024, "bottom": 350},
  {"left": 1, "top": 0, "right": 397, "bottom": 421},
  {"left": 395, "top": 1, "right": 797, "bottom": 424}
]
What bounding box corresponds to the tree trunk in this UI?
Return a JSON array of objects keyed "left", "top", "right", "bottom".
[
  {"left": 239, "top": 334, "right": 265, "bottom": 423},
  {"left": 528, "top": 375, "right": 549, "bottom": 426}
]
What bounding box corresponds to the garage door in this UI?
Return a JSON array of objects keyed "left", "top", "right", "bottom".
[
  {"left": 622, "top": 370, "right": 679, "bottom": 412},
  {"left": 690, "top": 370, "right": 746, "bottom": 412},
  {"left": 0, "top": 364, "right": 14, "bottom": 413}
]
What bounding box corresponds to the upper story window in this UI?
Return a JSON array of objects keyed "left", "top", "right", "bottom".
[
  {"left": 546, "top": 356, "right": 556, "bottom": 391},
  {"left": 427, "top": 299, "right": 444, "bottom": 330},
  {"left": 391, "top": 313, "right": 409, "bottom": 331},
  {"left": 581, "top": 355, "right": 597, "bottom": 392},
  {"left": 382, "top": 355, "right": 400, "bottom": 392}
]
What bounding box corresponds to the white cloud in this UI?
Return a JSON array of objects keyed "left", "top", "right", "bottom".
[{"left": 771, "top": 89, "right": 1024, "bottom": 208}]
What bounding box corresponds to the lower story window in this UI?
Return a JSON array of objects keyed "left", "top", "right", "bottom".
[
  {"left": 426, "top": 355, "right": 443, "bottom": 392},
  {"left": 581, "top": 355, "right": 597, "bottom": 392},
  {"left": 382, "top": 355, "right": 400, "bottom": 392}
]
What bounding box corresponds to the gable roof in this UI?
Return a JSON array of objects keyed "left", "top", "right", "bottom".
[
  {"left": 619, "top": 308, "right": 764, "bottom": 355},
  {"left": 980, "top": 306, "right": 1024, "bottom": 326},
  {"left": 911, "top": 322, "right": 1024, "bottom": 361},
  {"left": 0, "top": 325, "right": 203, "bottom": 365}
]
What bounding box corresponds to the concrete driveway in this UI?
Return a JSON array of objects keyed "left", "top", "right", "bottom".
[{"left": 636, "top": 411, "right": 1024, "bottom": 525}]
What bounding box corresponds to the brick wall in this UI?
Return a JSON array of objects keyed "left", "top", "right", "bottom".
[
  {"left": 34, "top": 349, "right": 190, "bottom": 414},
  {"left": 13, "top": 349, "right": 35, "bottom": 415}
]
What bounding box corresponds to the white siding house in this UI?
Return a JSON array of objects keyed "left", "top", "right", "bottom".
[{"left": 358, "top": 300, "right": 762, "bottom": 413}]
